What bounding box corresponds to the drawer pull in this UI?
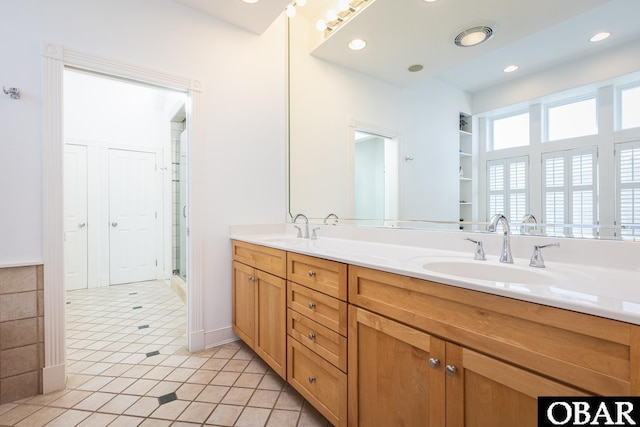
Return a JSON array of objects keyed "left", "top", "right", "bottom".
[
  {"left": 445, "top": 365, "right": 458, "bottom": 377},
  {"left": 308, "top": 270, "right": 316, "bottom": 277},
  {"left": 248, "top": 276, "right": 256, "bottom": 282},
  {"left": 428, "top": 358, "right": 440, "bottom": 369},
  {"left": 308, "top": 302, "right": 316, "bottom": 309},
  {"left": 308, "top": 376, "right": 316, "bottom": 384},
  {"left": 308, "top": 332, "right": 316, "bottom": 340}
]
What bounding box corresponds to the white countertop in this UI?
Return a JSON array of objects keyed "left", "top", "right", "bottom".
[{"left": 231, "top": 225, "right": 640, "bottom": 326}]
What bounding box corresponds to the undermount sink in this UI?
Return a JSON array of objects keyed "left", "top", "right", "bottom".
[{"left": 422, "top": 259, "right": 561, "bottom": 285}]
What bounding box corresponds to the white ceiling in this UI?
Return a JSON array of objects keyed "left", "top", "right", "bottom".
[
  {"left": 173, "top": 0, "right": 640, "bottom": 93},
  {"left": 172, "top": 0, "right": 291, "bottom": 35}
]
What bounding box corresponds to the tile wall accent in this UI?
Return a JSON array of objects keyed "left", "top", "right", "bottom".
[
  {"left": 171, "top": 120, "right": 186, "bottom": 277},
  {"left": 0, "top": 265, "right": 45, "bottom": 404}
]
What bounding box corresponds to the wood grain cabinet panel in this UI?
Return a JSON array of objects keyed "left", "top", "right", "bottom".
[
  {"left": 287, "top": 252, "right": 347, "bottom": 300},
  {"left": 288, "top": 282, "right": 347, "bottom": 336}
]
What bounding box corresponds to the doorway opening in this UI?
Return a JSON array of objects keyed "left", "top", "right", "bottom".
[{"left": 62, "top": 68, "right": 189, "bottom": 360}]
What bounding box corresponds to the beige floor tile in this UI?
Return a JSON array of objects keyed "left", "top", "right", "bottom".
[
  {"left": 232, "top": 347, "right": 256, "bottom": 361},
  {"left": 213, "top": 348, "right": 239, "bottom": 359},
  {"left": 124, "top": 396, "right": 160, "bottom": 417},
  {"left": 98, "top": 394, "right": 139, "bottom": 414},
  {"left": 138, "top": 353, "right": 168, "bottom": 366},
  {"left": 48, "top": 390, "right": 92, "bottom": 408},
  {"left": 99, "top": 377, "right": 137, "bottom": 394},
  {"left": 186, "top": 369, "right": 217, "bottom": 385},
  {"left": 139, "top": 418, "right": 172, "bottom": 427},
  {"left": 201, "top": 358, "right": 227, "bottom": 371},
  {"left": 177, "top": 401, "right": 216, "bottom": 423},
  {"left": 211, "top": 371, "right": 240, "bottom": 386},
  {"left": 14, "top": 407, "right": 66, "bottom": 427},
  {"left": 180, "top": 357, "right": 208, "bottom": 369},
  {"left": 0, "top": 403, "right": 19, "bottom": 416},
  {"left": 266, "top": 409, "right": 300, "bottom": 427},
  {"left": 235, "top": 407, "right": 271, "bottom": 427},
  {"left": 159, "top": 355, "right": 189, "bottom": 367},
  {"left": 149, "top": 399, "right": 190, "bottom": 420},
  {"left": 0, "top": 404, "right": 43, "bottom": 424},
  {"left": 171, "top": 422, "right": 202, "bottom": 427},
  {"left": 244, "top": 359, "right": 269, "bottom": 374},
  {"left": 100, "top": 363, "right": 134, "bottom": 377},
  {"left": 73, "top": 391, "right": 116, "bottom": 411},
  {"left": 75, "top": 412, "right": 117, "bottom": 427},
  {"left": 21, "top": 390, "right": 69, "bottom": 406},
  {"left": 76, "top": 375, "right": 115, "bottom": 391},
  {"left": 43, "top": 409, "right": 92, "bottom": 426},
  {"left": 205, "top": 404, "right": 243, "bottom": 426},
  {"left": 164, "top": 367, "right": 196, "bottom": 382},
  {"left": 274, "top": 391, "right": 304, "bottom": 411},
  {"left": 220, "top": 387, "right": 254, "bottom": 406},
  {"left": 175, "top": 383, "right": 206, "bottom": 401},
  {"left": 123, "top": 379, "right": 160, "bottom": 396},
  {"left": 146, "top": 381, "right": 181, "bottom": 398},
  {"left": 142, "top": 365, "right": 175, "bottom": 380},
  {"left": 108, "top": 414, "right": 145, "bottom": 427},
  {"left": 122, "top": 364, "right": 154, "bottom": 378},
  {"left": 196, "top": 385, "right": 230, "bottom": 404},
  {"left": 80, "top": 362, "right": 113, "bottom": 375},
  {"left": 234, "top": 373, "right": 264, "bottom": 388},
  {"left": 298, "top": 405, "right": 331, "bottom": 427},
  {"left": 222, "top": 359, "right": 250, "bottom": 372},
  {"left": 247, "top": 390, "right": 279, "bottom": 409},
  {"left": 257, "top": 375, "right": 284, "bottom": 391}
]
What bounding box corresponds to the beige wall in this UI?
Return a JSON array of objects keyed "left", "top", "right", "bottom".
[{"left": 0, "top": 265, "right": 44, "bottom": 404}]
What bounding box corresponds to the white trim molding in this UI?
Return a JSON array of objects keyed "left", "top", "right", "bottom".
[{"left": 42, "top": 42, "right": 205, "bottom": 392}]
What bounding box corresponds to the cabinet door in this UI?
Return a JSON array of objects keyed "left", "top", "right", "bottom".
[
  {"left": 232, "top": 261, "right": 256, "bottom": 348},
  {"left": 255, "top": 269, "right": 286, "bottom": 379},
  {"left": 445, "top": 343, "right": 587, "bottom": 427},
  {"left": 348, "top": 306, "right": 445, "bottom": 427}
]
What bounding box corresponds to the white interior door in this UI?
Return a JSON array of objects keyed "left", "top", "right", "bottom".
[
  {"left": 64, "top": 144, "right": 88, "bottom": 290},
  {"left": 109, "top": 149, "right": 157, "bottom": 285}
]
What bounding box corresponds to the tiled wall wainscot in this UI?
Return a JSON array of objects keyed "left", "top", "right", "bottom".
[{"left": 0, "top": 265, "right": 44, "bottom": 404}]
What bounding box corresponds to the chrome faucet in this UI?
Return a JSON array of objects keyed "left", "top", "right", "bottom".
[
  {"left": 293, "top": 213, "right": 310, "bottom": 239},
  {"left": 529, "top": 243, "right": 560, "bottom": 268},
  {"left": 487, "top": 214, "right": 513, "bottom": 263},
  {"left": 520, "top": 213, "right": 537, "bottom": 235},
  {"left": 323, "top": 213, "right": 339, "bottom": 225}
]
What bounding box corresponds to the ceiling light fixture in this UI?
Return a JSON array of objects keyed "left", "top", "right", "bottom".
[
  {"left": 315, "top": 0, "right": 371, "bottom": 36},
  {"left": 590, "top": 31, "right": 611, "bottom": 42},
  {"left": 284, "top": 0, "right": 307, "bottom": 19},
  {"left": 242, "top": 0, "right": 260, "bottom": 3},
  {"left": 348, "top": 38, "right": 367, "bottom": 51},
  {"left": 454, "top": 25, "right": 494, "bottom": 47},
  {"left": 408, "top": 64, "right": 424, "bottom": 72},
  {"left": 423, "top": 0, "right": 438, "bottom": 2},
  {"left": 503, "top": 64, "right": 519, "bottom": 73}
]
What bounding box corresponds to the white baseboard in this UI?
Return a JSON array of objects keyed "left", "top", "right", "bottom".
[
  {"left": 205, "top": 326, "right": 239, "bottom": 349},
  {"left": 188, "top": 330, "right": 205, "bottom": 353},
  {"left": 42, "top": 363, "right": 66, "bottom": 394}
]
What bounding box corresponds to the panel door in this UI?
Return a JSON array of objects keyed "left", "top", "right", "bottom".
[
  {"left": 348, "top": 305, "right": 445, "bottom": 427},
  {"left": 64, "top": 144, "right": 88, "bottom": 290},
  {"left": 109, "top": 148, "right": 157, "bottom": 285},
  {"left": 232, "top": 261, "right": 256, "bottom": 348},
  {"left": 445, "top": 343, "right": 587, "bottom": 427},
  {"left": 255, "top": 269, "right": 286, "bottom": 379}
]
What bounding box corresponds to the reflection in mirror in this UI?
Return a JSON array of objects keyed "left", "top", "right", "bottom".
[{"left": 287, "top": 0, "right": 640, "bottom": 240}]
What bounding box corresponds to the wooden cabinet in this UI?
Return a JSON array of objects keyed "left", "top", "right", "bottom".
[
  {"left": 232, "top": 241, "right": 287, "bottom": 378},
  {"left": 348, "top": 264, "right": 640, "bottom": 426},
  {"left": 287, "top": 252, "right": 348, "bottom": 427}
]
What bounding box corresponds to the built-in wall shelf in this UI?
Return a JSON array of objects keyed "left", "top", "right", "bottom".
[{"left": 459, "top": 113, "right": 473, "bottom": 229}]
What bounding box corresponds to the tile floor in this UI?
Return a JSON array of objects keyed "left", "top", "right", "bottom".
[{"left": 0, "top": 281, "right": 332, "bottom": 426}]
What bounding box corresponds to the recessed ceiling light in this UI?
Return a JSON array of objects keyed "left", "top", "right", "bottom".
[
  {"left": 348, "top": 39, "right": 367, "bottom": 51},
  {"left": 590, "top": 31, "right": 611, "bottom": 42},
  {"left": 423, "top": 0, "right": 438, "bottom": 2},
  {"left": 242, "top": 0, "right": 259, "bottom": 3},
  {"left": 454, "top": 26, "right": 494, "bottom": 47},
  {"left": 285, "top": 4, "right": 296, "bottom": 17},
  {"left": 503, "top": 65, "right": 519, "bottom": 73},
  {"left": 408, "top": 64, "right": 424, "bottom": 72}
]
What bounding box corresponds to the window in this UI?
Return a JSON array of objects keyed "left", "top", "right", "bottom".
[
  {"left": 487, "top": 157, "right": 529, "bottom": 221},
  {"left": 621, "top": 85, "right": 640, "bottom": 130},
  {"left": 542, "top": 148, "right": 598, "bottom": 237},
  {"left": 616, "top": 141, "right": 640, "bottom": 239},
  {"left": 547, "top": 97, "right": 597, "bottom": 141},
  {"left": 490, "top": 112, "right": 529, "bottom": 151}
]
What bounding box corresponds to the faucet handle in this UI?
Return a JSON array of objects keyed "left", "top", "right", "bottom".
[
  {"left": 311, "top": 227, "right": 320, "bottom": 240},
  {"left": 529, "top": 242, "right": 560, "bottom": 268},
  {"left": 294, "top": 225, "right": 302, "bottom": 238},
  {"left": 464, "top": 237, "right": 486, "bottom": 261}
]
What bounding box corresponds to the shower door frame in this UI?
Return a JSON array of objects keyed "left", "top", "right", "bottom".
[{"left": 42, "top": 42, "right": 207, "bottom": 393}]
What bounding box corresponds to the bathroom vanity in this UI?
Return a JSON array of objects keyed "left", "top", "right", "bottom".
[{"left": 230, "top": 229, "right": 640, "bottom": 427}]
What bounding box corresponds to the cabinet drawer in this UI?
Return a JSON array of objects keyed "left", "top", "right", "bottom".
[
  {"left": 288, "top": 309, "right": 347, "bottom": 372},
  {"left": 288, "top": 282, "right": 347, "bottom": 336},
  {"left": 287, "top": 252, "right": 347, "bottom": 300},
  {"left": 349, "top": 265, "right": 639, "bottom": 395},
  {"left": 288, "top": 338, "right": 347, "bottom": 427},
  {"left": 232, "top": 240, "right": 286, "bottom": 278}
]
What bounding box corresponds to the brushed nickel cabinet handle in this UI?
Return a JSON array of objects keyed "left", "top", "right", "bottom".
[
  {"left": 428, "top": 358, "right": 440, "bottom": 369},
  {"left": 308, "top": 270, "right": 316, "bottom": 277},
  {"left": 445, "top": 365, "right": 458, "bottom": 377},
  {"left": 308, "top": 302, "right": 316, "bottom": 309},
  {"left": 308, "top": 333, "right": 316, "bottom": 340},
  {"left": 308, "top": 376, "right": 316, "bottom": 384}
]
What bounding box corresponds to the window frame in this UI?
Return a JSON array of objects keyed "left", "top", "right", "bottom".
[
  {"left": 618, "top": 82, "right": 640, "bottom": 131},
  {"left": 488, "top": 110, "right": 530, "bottom": 152},
  {"left": 544, "top": 94, "right": 598, "bottom": 143},
  {"left": 615, "top": 140, "right": 640, "bottom": 239},
  {"left": 486, "top": 156, "right": 529, "bottom": 222}
]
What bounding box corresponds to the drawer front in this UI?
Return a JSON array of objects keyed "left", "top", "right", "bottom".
[
  {"left": 349, "top": 265, "right": 637, "bottom": 396},
  {"left": 232, "top": 240, "right": 286, "bottom": 278},
  {"left": 288, "top": 282, "right": 347, "bottom": 336},
  {"left": 288, "top": 309, "right": 347, "bottom": 372},
  {"left": 287, "top": 252, "right": 347, "bottom": 300},
  {"left": 288, "top": 338, "right": 347, "bottom": 427}
]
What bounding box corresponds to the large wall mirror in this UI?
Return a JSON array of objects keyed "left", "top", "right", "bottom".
[{"left": 288, "top": 0, "right": 640, "bottom": 239}]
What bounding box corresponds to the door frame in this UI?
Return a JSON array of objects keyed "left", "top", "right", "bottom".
[{"left": 42, "top": 42, "right": 206, "bottom": 393}]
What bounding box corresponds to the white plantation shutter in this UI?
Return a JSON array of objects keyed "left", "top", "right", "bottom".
[
  {"left": 616, "top": 141, "right": 640, "bottom": 239},
  {"left": 487, "top": 157, "right": 528, "bottom": 221},
  {"left": 542, "top": 148, "right": 597, "bottom": 237}
]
